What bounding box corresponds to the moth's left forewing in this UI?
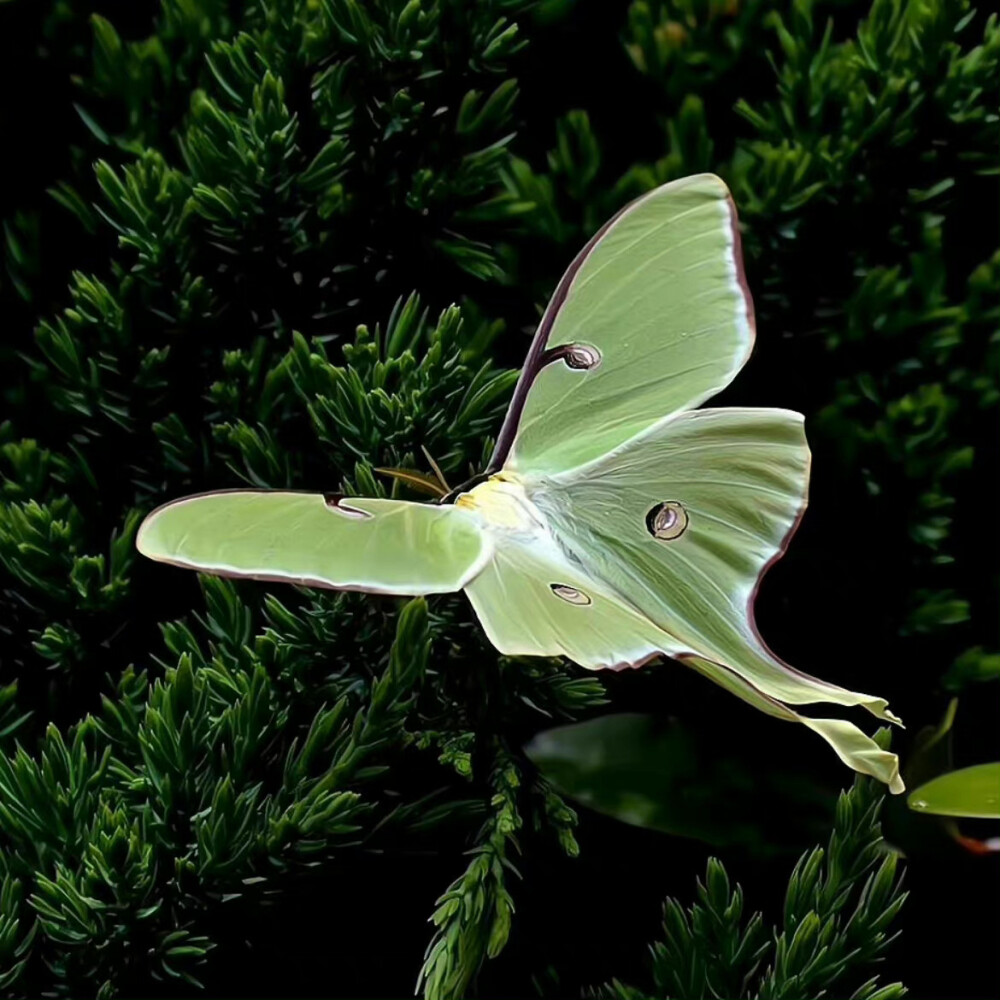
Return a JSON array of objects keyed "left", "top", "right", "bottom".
[{"left": 494, "top": 174, "right": 754, "bottom": 478}]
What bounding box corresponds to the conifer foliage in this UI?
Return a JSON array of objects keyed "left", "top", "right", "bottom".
[
  {"left": 592, "top": 733, "right": 907, "bottom": 1000},
  {"left": 1, "top": 0, "right": 997, "bottom": 996}
]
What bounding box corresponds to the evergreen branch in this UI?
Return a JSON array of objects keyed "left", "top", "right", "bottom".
[
  {"left": 591, "top": 732, "right": 907, "bottom": 1000},
  {"left": 417, "top": 750, "right": 521, "bottom": 1000}
]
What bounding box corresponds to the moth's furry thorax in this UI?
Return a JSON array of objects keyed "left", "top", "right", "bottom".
[{"left": 454, "top": 474, "right": 546, "bottom": 536}]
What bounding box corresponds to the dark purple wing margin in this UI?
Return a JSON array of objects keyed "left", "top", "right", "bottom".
[{"left": 484, "top": 202, "right": 630, "bottom": 474}]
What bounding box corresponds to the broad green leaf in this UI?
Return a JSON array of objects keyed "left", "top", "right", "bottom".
[
  {"left": 525, "top": 713, "right": 832, "bottom": 854},
  {"left": 908, "top": 763, "right": 1000, "bottom": 819}
]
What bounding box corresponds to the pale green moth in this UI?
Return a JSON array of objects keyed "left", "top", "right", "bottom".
[{"left": 137, "top": 174, "right": 904, "bottom": 793}]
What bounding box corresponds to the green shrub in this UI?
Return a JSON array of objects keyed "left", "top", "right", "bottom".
[{"left": 593, "top": 736, "right": 907, "bottom": 1000}]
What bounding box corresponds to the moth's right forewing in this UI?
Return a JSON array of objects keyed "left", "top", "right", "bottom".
[{"left": 138, "top": 491, "right": 491, "bottom": 595}]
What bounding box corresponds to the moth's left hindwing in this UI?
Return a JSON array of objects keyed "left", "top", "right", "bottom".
[{"left": 528, "top": 406, "right": 897, "bottom": 724}]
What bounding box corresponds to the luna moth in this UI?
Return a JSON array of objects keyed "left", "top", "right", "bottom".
[{"left": 137, "top": 173, "right": 904, "bottom": 793}]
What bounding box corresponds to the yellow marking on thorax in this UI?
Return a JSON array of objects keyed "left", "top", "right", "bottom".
[{"left": 454, "top": 474, "right": 540, "bottom": 532}]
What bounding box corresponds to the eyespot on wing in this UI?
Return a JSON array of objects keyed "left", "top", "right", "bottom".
[
  {"left": 550, "top": 583, "right": 592, "bottom": 606},
  {"left": 646, "top": 501, "right": 689, "bottom": 540}
]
